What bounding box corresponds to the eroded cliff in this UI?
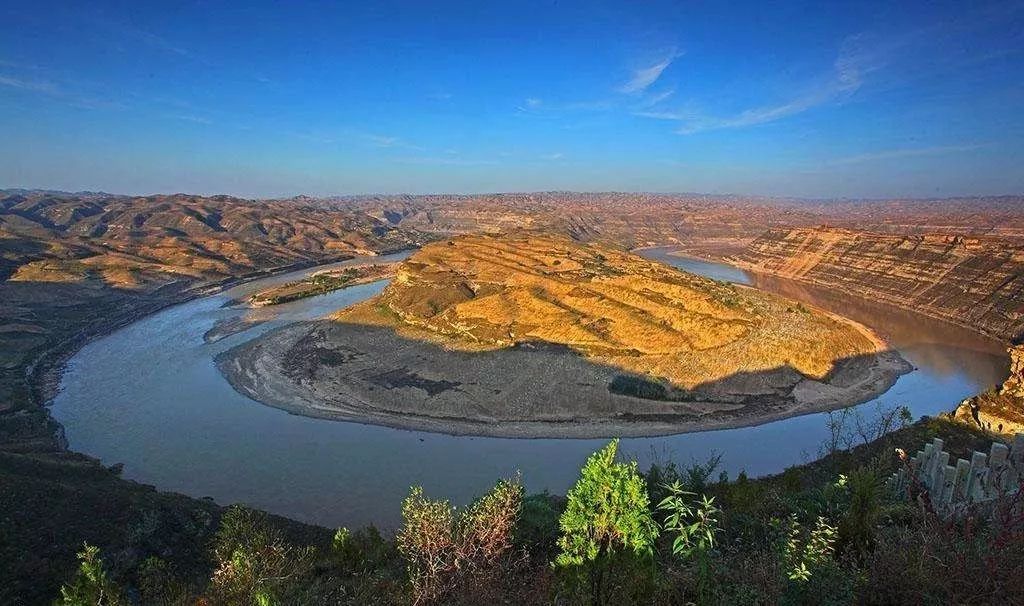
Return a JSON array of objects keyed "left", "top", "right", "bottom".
[{"left": 734, "top": 228, "right": 1024, "bottom": 342}]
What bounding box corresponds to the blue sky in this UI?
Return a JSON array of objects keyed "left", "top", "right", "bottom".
[{"left": 1, "top": 0, "right": 1022, "bottom": 198}]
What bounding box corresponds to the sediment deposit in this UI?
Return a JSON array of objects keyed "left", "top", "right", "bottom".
[{"left": 218, "top": 235, "right": 910, "bottom": 437}]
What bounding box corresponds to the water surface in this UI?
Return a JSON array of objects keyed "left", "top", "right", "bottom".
[{"left": 51, "top": 248, "right": 1008, "bottom": 529}]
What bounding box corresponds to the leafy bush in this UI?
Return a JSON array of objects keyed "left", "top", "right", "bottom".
[
  {"left": 645, "top": 452, "right": 722, "bottom": 511},
  {"left": 137, "top": 556, "right": 194, "bottom": 605},
  {"left": 55, "top": 543, "right": 127, "bottom": 606},
  {"left": 658, "top": 481, "right": 721, "bottom": 602},
  {"left": 861, "top": 492, "right": 1024, "bottom": 604},
  {"left": 555, "top": 440, "right": 659, "bottom": 605},
  {"left": 838, "top": 467, "right": 883, "bottom": 558},
  {"left": 397, "top": 477, "right": 523, "bottom": 604},
  {"left": 207, "top": 505, "right": 314, "bottom": 606},
  {"left": 778, "top": 514, "right": 838, "bottom": 584},
  {"left": 332, "top": 526, "right": 395, "bottom": 575},
  {"left": 515, "top": 492, "right": 563, "bottom": 559}
]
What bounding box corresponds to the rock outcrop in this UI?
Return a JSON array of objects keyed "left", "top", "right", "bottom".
[
  {"left": 734, "top": 228, "right": 1024, "bottom": 342},
  {"left": 954, "top": 345, "right": 1024, "bottom": 434},
  {"left": 1000, "top": 345, "right": 1024, "bottom": 398}
]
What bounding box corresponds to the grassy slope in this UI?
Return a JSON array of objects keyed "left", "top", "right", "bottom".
[{"left": 338, "top": 234, "right": 882, "bottom": 389}]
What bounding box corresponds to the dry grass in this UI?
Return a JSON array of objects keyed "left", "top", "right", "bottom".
[{"left": 335, "top": 234, "right": 881, "bottom": 388}]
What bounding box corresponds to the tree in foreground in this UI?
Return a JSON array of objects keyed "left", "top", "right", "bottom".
[
  {"left": 554, "top": 439, "right": 659, "bottom": 605},
  {"left": 54, "top": 544, "right": 126, "bottom": 606}
]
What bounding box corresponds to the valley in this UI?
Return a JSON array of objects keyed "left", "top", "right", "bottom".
[{"left": 3, "top": 189, "right": 1022, "bottom": 604}]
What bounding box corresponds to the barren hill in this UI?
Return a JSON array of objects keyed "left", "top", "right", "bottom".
[
  {"left": 219, "top": 234, "right": 910, "bottom": 437},
  {"left": 344, "top": 234, "right": 885, "bottom": 387}
]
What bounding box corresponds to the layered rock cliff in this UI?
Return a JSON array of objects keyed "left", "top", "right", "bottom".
[
  {"left": 734, "top": 228, "right": 1024, "bottom": 342},
  {"left": 954, "top": 345, "right": 1024, "bottom": 434}
]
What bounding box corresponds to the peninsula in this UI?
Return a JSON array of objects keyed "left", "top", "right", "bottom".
[
  {"left": 249, "top": 262, "right": 398, "bottom": 306},
  {"left": 217, "top": 234, "right": 910, "bottom": 437}
]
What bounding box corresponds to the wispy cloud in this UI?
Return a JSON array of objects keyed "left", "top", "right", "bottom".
[
  {"left": 0, "top": 59, "right": 44, "bottom": 71},
  {"left": 637, "top": 88, "right": 675, "bottom": 109},
  {"left": 86, "top": 13, "right": 271, "bottom": 85},
  {"left": 0, "top": 72, "right": 125, "bottom": 110},
  {"left": 86, "top": 14, "right": 195, "bottom": 59},
  {"left": 541, "top": 153, "right": 565, "bottom": 161},
  {"left": 618, "top": 49, "right": 682, "bottom": 94},
  {"left": 171, "top": 114, "right": 213, "bottom": 125},
  {"left": 825, "top": 143, "right": 987, "bottom": 166},
  {"left": 517, "top": 96, "right": 613, "bottom": 114},
  {"left": 0, "top": 74, "right": 59, "bottom": 94},
  {"left": 634, "top": 34, "right": 883, "bottom": 134},
  {"left": 363, "top": 134, "right": 422, "bottom": 150},
  {"left": 516, "top": 97, "right": 543, "bottom": 112}
]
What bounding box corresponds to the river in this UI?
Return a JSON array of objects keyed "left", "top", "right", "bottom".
[{"left": 50, "top": 248, "right": 1009, "bottom": 529}]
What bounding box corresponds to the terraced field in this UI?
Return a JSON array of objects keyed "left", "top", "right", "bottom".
[
  {"left": 219, "top": 234, "right": 910, "bottom": 437},
  {"left": 340, "top": 234, "right": 885, "bottom": 388}
]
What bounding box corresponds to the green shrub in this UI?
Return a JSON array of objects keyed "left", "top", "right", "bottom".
[
  {"left": 332, "top": 526, "right": 395, "bottom": 575},
  {"left": 658, "top": 481, "right": 721, "bottom": 602},
  {"left": 838, "top": 467, "right": 883, "bottom": 558},
  {"left": 515, "top": 492, "right": 563, "bottom": 559},
  {"left": 778, "top": 514, "right": 838, "bottom": 584},
  {"left": 207, "top": 505, "right": 314, "bottom": 606},
  {"left": 136, "top": 556, "right": 194, "bottom": 606},
  {"left": 555, "top": 440, "right": 659, "bottom": 605},
  {"left": 55, "top": 544, "right": 127, "bottom": 606}
]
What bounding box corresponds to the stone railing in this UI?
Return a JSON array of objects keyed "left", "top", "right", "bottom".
[{"left": 888, "top": 434, "right": 1024, "bottom": 516}]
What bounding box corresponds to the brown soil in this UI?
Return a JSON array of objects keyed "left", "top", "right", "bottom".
[{"left": 217, "top": 234, "right": 912, "bottom": 438}]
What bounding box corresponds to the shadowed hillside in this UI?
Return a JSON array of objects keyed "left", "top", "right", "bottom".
[
  {"left": 341, "top": 234, "right": 888, "bottom": 387},
  {"left": 217, "top": 234, "right": 910, "bottom": 437}
]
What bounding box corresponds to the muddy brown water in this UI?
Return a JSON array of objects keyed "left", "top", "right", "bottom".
[{"left": 51, "top": 248, "right": 1009, "bottom": 529}]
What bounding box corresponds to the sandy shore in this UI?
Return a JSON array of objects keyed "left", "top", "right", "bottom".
[{"left": 216, "top": 319, "right": 913, "bottom": 439}]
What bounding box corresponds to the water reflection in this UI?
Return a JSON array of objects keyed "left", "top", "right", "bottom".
[{"left": 50, "top": 247, "right": 1010, "bottom": 530}]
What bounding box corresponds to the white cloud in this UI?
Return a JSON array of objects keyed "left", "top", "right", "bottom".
[
  {"left": 541, "top": 153, "right": 565, "bottom": 160},
  {"left": 173, "top": 114, "right": 213, "bottom": 124},
  {"left": 0, "top": 73, "right": 124, "bottom": 110},
  {"left": 365, "top": 134, "right": 399, "bottom": 147},
  {"left": 363, "top": 134, "right": 422, "bottom": 150},
  {"left": 0, "top": 74, "right": 59, "bottom": 94},
  {"left": 618, "top": 50, "right": 682, "bottom": 94},
  {"left": 638, "top": 88, "right": 675, "bottom": 108},
  {"left": 633, "top": 34, "right": 884, "bottom": 134}
]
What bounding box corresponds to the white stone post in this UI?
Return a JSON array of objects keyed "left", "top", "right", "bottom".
[
  {"left": 987, "top": 442, "right": 1010, "bottom": 495},
  {"left": 967, "top": 451, "right": 989, "bottom": 502},
  {"left": 939, "top": 464, "right": 956, "bottom": 509},
  {"left": 953, "top": 458, "right": 971, "bottom": 503}
]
